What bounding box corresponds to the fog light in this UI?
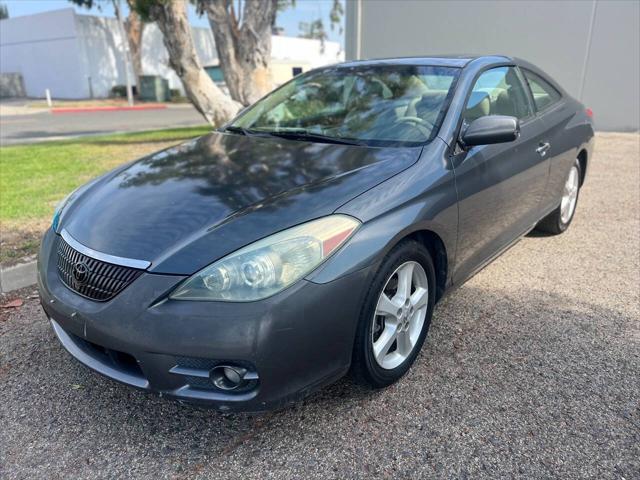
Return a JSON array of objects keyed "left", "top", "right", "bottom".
[{"left": 210, "top": 365, "right": 247, "bottom": 391}]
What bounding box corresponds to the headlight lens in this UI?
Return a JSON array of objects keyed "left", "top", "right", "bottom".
[
  {"left": 51, "top": 191, "right": 75, "bottom": 232},
  {"left": 170, "top": 215, "right": 360, "bottom": 302},
  {"left": 51, "top": 177, "right": 102, "bottom": 232}
]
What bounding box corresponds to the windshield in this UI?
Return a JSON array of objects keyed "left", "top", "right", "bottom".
[{"left": 229, "top": 65, "right": 460, "bottom": 147}]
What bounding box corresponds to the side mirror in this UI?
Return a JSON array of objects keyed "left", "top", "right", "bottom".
[{"left": 461, "top": 115, "right": 520, "bottom": 148}]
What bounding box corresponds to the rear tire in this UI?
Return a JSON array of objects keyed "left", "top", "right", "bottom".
[
  {"left": 351, "top": 240, "right": 436, "bottom": 388},
  {"left": 536, "top": 158, "right": 582, "bottom": 235}
]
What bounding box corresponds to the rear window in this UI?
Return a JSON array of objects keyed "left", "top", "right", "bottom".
[{"left": 522, "top": 69, "right": 562, "bottom": 111}]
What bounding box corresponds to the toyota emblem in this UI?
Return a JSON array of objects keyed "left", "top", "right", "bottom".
[{"left": 72, "top": 262, "right": 90, "bottom": 285}]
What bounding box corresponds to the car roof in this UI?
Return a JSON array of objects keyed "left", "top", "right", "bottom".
[
  {"left": 336, "top": 55, "right": 512, "bottom": 69},
  {"left": 327, "top": 55, "right": 567, "bottom": 99}
]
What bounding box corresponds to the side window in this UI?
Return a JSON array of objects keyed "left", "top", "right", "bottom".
[
  {"left": 522, "top": 69, "right": 562, "bottom": 111},
  {"left": 464, "top": 66, "right": 533, "bottom": 123}
]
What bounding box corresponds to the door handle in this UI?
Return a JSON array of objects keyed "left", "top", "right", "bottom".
[{"left": 536, "top": 142, "right": 551, "bottom": 157}]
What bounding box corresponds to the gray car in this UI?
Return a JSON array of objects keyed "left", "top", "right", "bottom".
[{"left": 38, "top": 55, "right": 595, "bottom": 411}]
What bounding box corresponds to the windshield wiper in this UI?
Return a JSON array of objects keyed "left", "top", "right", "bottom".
[
  {"left": 225, "top": 126, "right": 363, "bottom": 145},
  {"left": 259, "top": 129, "right": 364, "bottom": 146},
  {"left": 224, "top": 125, "right": 279, "bottom": 139},
  {"left": 223, "top": 125, "right": 251, "bottom": 136}
]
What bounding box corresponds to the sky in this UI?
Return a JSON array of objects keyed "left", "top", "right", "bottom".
[{"left": 2, "top": 0, "right": 345, "bottom": 47}]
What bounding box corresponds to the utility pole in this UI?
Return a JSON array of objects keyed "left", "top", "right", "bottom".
[{"left": 113, "top": 0, "right": 134, "bottom": 106}]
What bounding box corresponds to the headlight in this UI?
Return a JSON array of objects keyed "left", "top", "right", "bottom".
[
  {"left": 170, "top": 215, "right": 360, "bottom": 302},
  {"left": 51, "top": 177, "right": 102, "bottom": 232},
  {"left": 51, "top": 191, "right": 75, "bottom": 232}
]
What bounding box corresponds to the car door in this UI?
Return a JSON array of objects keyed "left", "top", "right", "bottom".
[
  {"left": 521, "top": 68, "right": 578, "bottom": 216},
  {"left": 452, "top": 66, "right": 550, "bottom": 284}
]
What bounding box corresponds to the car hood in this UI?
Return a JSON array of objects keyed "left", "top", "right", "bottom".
[{"left": 62, "top": 131, "right": 421, "bottom": 274}]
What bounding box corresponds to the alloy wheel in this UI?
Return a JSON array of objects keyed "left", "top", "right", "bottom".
[
  {"left": 371, "top": 261, "right": 429, "bottom": 370},
  {"left": 560, "top": 165, "right": 580, "bottom": 224}
]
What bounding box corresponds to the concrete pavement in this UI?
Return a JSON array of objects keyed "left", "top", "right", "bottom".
[{"left": 0, "top": 105, "right": 206, "bottom": 146}]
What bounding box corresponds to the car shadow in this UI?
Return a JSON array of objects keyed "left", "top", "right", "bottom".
[{"left": 525, "top": 228, "right": 555, "bottom": 238}]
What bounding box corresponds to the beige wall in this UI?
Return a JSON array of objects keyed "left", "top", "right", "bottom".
[
  {"left": 270, "top": 61, "right": 312, "bottom": 86},
  {"left": 1, "top": 8, "right": 344, "bottom": 99},
  {"left": 346, "top": 0, "right": 639, "bottom": 131}
]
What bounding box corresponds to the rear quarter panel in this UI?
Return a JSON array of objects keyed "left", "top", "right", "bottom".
[
  {"left": 515, "top": 58, "right": 596, "bottom": 214},
  {"left": 539, "top": 97, "right": 595, "bottom": 215}
]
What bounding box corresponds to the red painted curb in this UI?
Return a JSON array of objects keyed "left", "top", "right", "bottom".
[{"left": 52, "top": 104, "right": 168, "bottom": 114}]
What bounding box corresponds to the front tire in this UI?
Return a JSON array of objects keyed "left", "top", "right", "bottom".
[
  {"left": 351, "top": 240, "right": 436, "bottom": 388},
  {"left": 536, "top": 158, "right": 582, "bottom": 235}
]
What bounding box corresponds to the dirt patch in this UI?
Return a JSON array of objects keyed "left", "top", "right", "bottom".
[
  {"left": 0, "top": 285, "right": 38, "bottom": 323},
  {"left": 0, "top": 221, "right": 47, "bottom": 267}
]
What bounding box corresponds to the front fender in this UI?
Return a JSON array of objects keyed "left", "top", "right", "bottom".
[{"left": 307, "top": 139, "right": 458, "bottom": 285}]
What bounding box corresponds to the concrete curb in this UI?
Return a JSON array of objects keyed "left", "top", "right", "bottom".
[{"left": 0, "top": 261, "right": 37, "bottom": 293}]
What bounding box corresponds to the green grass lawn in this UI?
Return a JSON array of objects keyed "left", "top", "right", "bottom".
[
  {"left": 0, "top": 126, "right": 210, "bottom": 264},
  {"left": 1, "top": 126, "right": 210, "bottom": 222}
]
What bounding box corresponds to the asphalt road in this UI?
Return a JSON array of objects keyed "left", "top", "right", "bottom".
[
  {"left": 1, "top": 133, "right": 638, "bottom": 479},
  {"left": 0, "top": 106, "right": 206, "bottom": 146}
]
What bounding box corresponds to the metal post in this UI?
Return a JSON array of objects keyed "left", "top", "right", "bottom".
[
  {"left": 356, "top": 0, "right": 362, "bottom": 59},
  {"left": 45, "top": 88, "right": 52, "bottom": 108},
  {"left": 114, "top": 0, "right": 134, "bottom": 106},
  {"left": 578, "top": 0, "right": 598, "bottom": 102}
]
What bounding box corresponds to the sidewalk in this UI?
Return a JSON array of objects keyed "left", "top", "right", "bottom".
[{"left": 0, "top": 98, "right": 48, "bottom": 116}]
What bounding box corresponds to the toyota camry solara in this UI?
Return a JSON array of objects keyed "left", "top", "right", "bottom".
[{"left": 38, "top": 56, "right": 594, "bottom": 412}]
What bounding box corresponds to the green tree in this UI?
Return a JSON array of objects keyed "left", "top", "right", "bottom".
[
  {"left": 299, "top": 19, "right": 328, "bottom": 52},
  {"left": 135, "top": 0, "right": 241, "bottom": 126},
  {"left": 298, "top": 1, "right": 343, "bottom": 54},
  {"left": 0, "top": 3, "right": 9, "bottom": 20},
  {"left": 134, "top": 0, "right": 344, "bottom": 125},
  {"left": 198, "top": 0, "right": 279, "bottom": 106}
]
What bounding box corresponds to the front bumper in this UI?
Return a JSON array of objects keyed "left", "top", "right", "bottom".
[{"left": 38, "top": 229, "right": 371, "bottom": 412}]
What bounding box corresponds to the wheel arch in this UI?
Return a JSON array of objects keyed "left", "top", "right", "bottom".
[
  {"left": 308, "top": 213, "right": 455, "bottom": 301},
  {"left": 396, "top": 229, "right": 448, "bottom": 302},
  {"left": 577, "top": 148, "right": 588, "bottom": 186}
]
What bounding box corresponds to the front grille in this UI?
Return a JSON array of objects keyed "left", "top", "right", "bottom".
[{"left": 56, "top": 238, "right": 143, "bottom": 301}]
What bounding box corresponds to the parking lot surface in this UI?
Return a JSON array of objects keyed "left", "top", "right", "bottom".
[{"left": 1, "top": 132, "right": 638, "bottom": 479}]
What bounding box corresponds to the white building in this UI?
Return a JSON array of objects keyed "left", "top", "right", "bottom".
[
  {"left": 0, "top": 8, "right": 344, "bottom": 99},
  {"left": 346, "top": 0, "right": 639, "bottom": 131}
]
